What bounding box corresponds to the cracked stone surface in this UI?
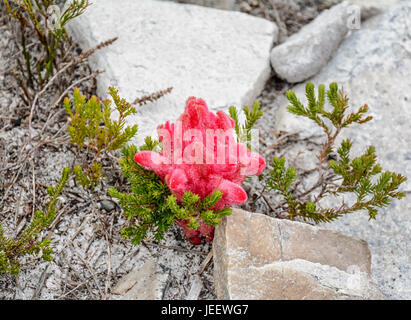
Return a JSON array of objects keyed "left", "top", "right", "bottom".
[
  {"left": 213, "top": 208, "right": 385, "bottom": 300},
  {"left": 274, "top": 1, "right": 411, "bottom": 299},
  {"left": 66, "top": 0, "right": 278, "bottom": 146}
]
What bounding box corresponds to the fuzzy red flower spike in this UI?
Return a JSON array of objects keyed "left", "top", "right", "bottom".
[{"left": 134, "top": 97, "right": 266, "bottom": 244}]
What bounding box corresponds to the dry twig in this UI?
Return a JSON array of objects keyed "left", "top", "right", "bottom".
[{"left": 132, "top": 87, "right": 173, "bottom": 106}]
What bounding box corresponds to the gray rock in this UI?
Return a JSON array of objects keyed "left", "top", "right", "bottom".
[
  {"left": 100, "top": 200, "right": 115, "bottom": 212},
  {"left": 66, "top": 0, "right": 278, "bottom": 146},
  {"left": 270, "top": 1, "right": 351, "bottom": 83},
  {"left": 275, "top": 1, "right": 411, "bottom": 299},
  {"left": 113, "top": 259, "right": 170, "bottom": 300},
  {"left": 213, "top": 208, "right": 385, "bottom": 300}
]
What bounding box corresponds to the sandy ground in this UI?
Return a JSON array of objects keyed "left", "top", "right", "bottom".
[{"left": 0, "top": 0, "right": 336, "bottom": 300}]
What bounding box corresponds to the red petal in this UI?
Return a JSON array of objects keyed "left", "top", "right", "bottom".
[
  {"left": 216, "top": 179, "right": 248, "bottom": 205},
  {"left": 134, "top": 151, "right": 170, "bottom": 178},
  {"left": 167, "top": 169, "right": 188, "bottom": 191}
]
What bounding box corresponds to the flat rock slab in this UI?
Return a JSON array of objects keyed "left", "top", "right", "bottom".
[
  {"left": 275, "top": 2, "right": 411, "bottom": 299},
  {"left": 213, "top": 209, "right": 385, "bottom": 300},
  {"left": 66, "top": 0, "right": 278, "bottom": 145}
]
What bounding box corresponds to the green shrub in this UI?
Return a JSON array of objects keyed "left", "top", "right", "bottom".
[
  {"left": 266, "top": 83, "right": 407, "bottom": 223},
  {"left": 65, "top": 87, "right": 138, "bottom": 189},
  {"left": 0, "top": 167, "right": 70, "bottom": 275},
  {"left": 108, "top": 144, "right": 232, "bottom": 245}
]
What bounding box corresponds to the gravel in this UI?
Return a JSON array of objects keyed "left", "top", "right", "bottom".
[{"left": 0, "top": 0, "right": 340, "bottom": 300}]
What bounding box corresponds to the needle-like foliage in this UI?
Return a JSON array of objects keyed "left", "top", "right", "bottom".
[
  {"left": 0, "top": 167, "right": 70, "bottom": 275},
  {"left": 266, "top": 82, "right": 407, "bottom": 223},
  {"left": 65, "top": 87, "right": 138, "bottom": 189}
]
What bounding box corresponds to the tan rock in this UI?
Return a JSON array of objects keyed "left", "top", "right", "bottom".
[{"left": 213, "top": 208, "right": 385, "bottom": 300}]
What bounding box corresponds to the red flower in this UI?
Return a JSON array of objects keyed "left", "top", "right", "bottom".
[{"left": 134, "top": 97, "right": 266, "bottom": 244}]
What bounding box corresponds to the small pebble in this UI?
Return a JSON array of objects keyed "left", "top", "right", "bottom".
[
  {"left": 240, "top": 2, "right": 252, "bottom": 12},
  {"left": 100, "top": 200, "right": 116, "bottom": 212}
]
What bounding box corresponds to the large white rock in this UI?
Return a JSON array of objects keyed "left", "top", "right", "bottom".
[
  {"left": 270, "top": 1, "right": 351, "bottom": 83},
  {"left": 66, "top": 0, "right": 278, "bottom": 145},
  {"left": 275, "top": 1, "right": 411, "bottom": 299}
]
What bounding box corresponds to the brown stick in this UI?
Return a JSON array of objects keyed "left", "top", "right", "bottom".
[{"left": 198, "top": 249, "right": 213, "bottom": 275}]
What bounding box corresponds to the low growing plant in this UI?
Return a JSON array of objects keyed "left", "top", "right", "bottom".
[
  {"left": 109, "top": 144, "right": 233, "bottom": 245},
  {"left": 265, "top": 82, "right": 407, "bottom": 223},
  {"left": 65, "top": 86, "right": 174, "bottom": 190},
  {"left": 110, "top": 97, "right": 266, "bottom": 245},
  {"left": 65, "top": 87, "right": 139, "bottom": 189},
  {"left": 3, "top": 0, "right": 89, "bottom": 90},
  {"left": 0, "top": 167, "right": 70, "bottom": 275}
]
